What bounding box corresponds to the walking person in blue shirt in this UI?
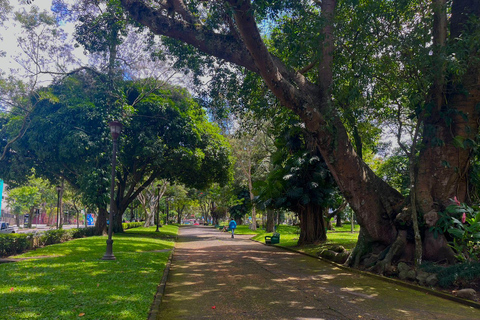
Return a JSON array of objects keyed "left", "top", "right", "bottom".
[{"left": 229, "top": 218, "right": 237, "bottom": 238}]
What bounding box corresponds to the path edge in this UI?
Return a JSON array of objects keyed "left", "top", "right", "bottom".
[
  {"left": 251, "top": 238, "right": 480, "bottom": 310},
  {"left": 148, "top": 246, "right": 175, "bottom": 320}
]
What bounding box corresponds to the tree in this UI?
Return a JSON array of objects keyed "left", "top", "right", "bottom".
[
  {"left": 109, "top": 81, "right": 232, "bottom": 231},
  {"left": 230, "top": 127, "right": 272, "bottom": 229},
  {"left": 256, "top": 122, "right": 338, "bottom": 244},
  {"left": 119, "top": 0, "right": 480, "bottom": 269},
  {"left": 1, "top": 70, "right": 232, "bottom": 233}
]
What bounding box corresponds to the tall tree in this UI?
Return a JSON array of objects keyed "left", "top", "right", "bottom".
[
  {"left": 120, "top": 0, "right": 480, "bottom": 269},
  {"left": 1, "top": 72, "right": 232, "bottom": 233}
]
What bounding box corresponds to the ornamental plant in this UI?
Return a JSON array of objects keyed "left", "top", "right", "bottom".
[{"left": 445, "top": 198, "right": 480, "bottom": 262}]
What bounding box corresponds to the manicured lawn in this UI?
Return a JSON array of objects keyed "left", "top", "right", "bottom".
[
  {"left": 0, "top": 225, "right": 178, "bottom": 320},
  {"left": 251, "top": 225, "right": 359, "bottom": 257},
  {"left": 232, "top": 225, "right": 263, "bottom": 235}
]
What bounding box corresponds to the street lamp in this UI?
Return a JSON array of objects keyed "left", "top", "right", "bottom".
[
  {"left": 56, "top": 185, "right": 62, "bottom": 229},
  {"left": 102, "top": 121, "right": 122, "bottom": 261},
  {"left": 166, "top": 197, "right": 174, "bottom": 225},
  {"left": 156, "top": 184, "right": 162, "bottom": 232}
]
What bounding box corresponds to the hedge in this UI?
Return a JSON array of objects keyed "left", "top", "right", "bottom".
[
  {"left": 122, "top": 222, "right": 144, "bottom": 230},
  {"left": 0, "top": 223, "right": 145, "bottom": 258},
  {"left": 0, "top": 227, "right": 96, "bottom": 257}
]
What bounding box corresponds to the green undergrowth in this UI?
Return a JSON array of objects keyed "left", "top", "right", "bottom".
[
  {"left": 0, "top": 225, "right": 178, "bottom": 320},
  {"left": 420, "top": 261, "right": 480, "bottom": 290}
]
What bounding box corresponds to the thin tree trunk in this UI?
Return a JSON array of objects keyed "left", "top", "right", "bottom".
[
  {"left": 336, "top": 213, "right": 342, "bottom": 227},
  {"left": 266, "top": 208, "right": 275, "bottom": 232}
]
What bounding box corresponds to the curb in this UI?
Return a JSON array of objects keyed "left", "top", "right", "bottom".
[
  {"left": 148, "top": 247, "right": 176, "bottom": 320},
  {"left": 250, "top": 238, "right": 480, "bottom": 310}
]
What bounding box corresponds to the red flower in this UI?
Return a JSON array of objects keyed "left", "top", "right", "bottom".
[
  {"left": 454, "top": 196, "right": 461, "bottom": 206},
  {"left": 462, "top": 212, "right": 466, "bottom": 224}
]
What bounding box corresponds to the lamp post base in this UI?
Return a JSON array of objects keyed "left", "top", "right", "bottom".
[{"left": 102, "top": 239, "right": 116, "bottom": 260}]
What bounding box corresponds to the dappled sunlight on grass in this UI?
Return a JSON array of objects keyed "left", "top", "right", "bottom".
[
  {"left": 251, "top": 225, "right": 359, "bottom": 259},
  {"left": 0, "top": 225, "right": 178, "bottom": 319}
]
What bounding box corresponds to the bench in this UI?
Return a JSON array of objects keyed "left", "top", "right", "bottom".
[{"left": 265, "top": 232, "right": 280, "bottom": 245}]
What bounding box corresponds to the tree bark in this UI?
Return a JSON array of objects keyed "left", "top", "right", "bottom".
[
  {"left": 95, "top": 207, "right": 108, "bottom": 235},
  {"left": 298, "top": 204, "right": 327, "bottom": 245},
  {"left": 266, "top": 208, "right": 275, "bottom": 233},
  {"left": 335, "top": 213, "right": 343, "bottom": 227}
]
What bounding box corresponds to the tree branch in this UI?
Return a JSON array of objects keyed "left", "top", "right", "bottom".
[{"left": 120, "top": 0, "right": 258, "bottom": 72}]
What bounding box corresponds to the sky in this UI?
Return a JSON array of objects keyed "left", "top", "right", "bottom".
[{"left": 0, "top": 0, "right": 85, "bottom": 82}]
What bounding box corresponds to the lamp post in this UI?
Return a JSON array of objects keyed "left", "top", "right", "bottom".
[
  {"left": 156, "top": 184, "right": 161, "bottom": 232},
  {"left": 102, "top": 121, "right": 122, "bottom": 261},
  {"left": 56, "top": 185, "right": 62, "bottom": 229},
  {"left": 166, "top": 197, "right": 173, "bottom": 225}
]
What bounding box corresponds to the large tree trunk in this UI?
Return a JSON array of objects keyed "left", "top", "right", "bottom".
[
  {"left": 298, "top": 204, "right": 327, "bottom": 245},
  {"left": 415, "top": 0, "right": 480, "bottom": 263}
]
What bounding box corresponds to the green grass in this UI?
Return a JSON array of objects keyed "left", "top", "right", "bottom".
[
  {"left": 251, "top": 225, "right": 359, "bottom": 257},
  {"left": 232, "top": 225, "right": 264, "bottom": 235},
  {"left": 0, "top": 225, "right": 178, "bottom": 320},
  {"left": 332, "top": 223, "right": 360, "bottom": 233}
]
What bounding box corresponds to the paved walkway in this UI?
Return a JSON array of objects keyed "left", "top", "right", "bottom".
[{"left": 155, "top": 226, "right": 480, "bottom": 319}]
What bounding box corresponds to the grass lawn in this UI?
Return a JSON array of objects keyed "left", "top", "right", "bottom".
[
  {"left": 251, "top": 224, "right": 360, "bottom": 257},
  {"left": 232, "top": 225, "right": 263, "bottom": 235},
  {"left": 0, "top": 225, "right": 178, "bottom": 320}
]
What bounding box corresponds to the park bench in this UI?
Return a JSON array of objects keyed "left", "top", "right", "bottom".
[{"left": 265, "top": 232, "right": 280, "bottom": 245}]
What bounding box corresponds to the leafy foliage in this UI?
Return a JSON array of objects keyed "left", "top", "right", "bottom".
[
  {"left": 256, "top": 119, "right": 337, "bottom": 213},
  {"left": 445, "top": 202, "right": 480, "bottom": 261},
  {"left": 420, "top": 261, "right": 480, "bottom": 289}
]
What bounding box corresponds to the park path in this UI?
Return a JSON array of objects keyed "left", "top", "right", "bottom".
[{"left": 154, "top": 226, "right": 480, "bottom": 320}]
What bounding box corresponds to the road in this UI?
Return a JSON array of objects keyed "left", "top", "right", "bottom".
[
  {"left": 15, "top": 224, "right": 87, "bottom": 233},
  {"left": 154, "top": 226, "right": 480, "bottom": 320}
]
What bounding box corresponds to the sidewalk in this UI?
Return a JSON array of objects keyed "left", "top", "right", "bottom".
[{"left": 153, "top": 226, "right": 480, "bottom": 319}]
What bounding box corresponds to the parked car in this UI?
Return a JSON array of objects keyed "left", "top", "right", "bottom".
[{"left": 0, "top": 222, "right": 16, "bottom": 234}]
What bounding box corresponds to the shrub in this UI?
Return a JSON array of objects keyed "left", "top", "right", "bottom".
[
  {"left": 442, "top": 200, "right": 480, "bottom": 261},
  {"left": 0, "top": 227, "right": 96, "bottom": 257},
  {"left": 70, "top": 227, "right": 97, "bottom": 238},
  {"left": 0, "top": 234, "right": 33, "bottom": 257},
  {"left": 421, "top": 261, "right": 480, "bottom": 288},
  {"left": 122, "top": 222, "right": 143, "bottom": 230},
  {"left": 39, "top": 229, "right": 69, "bottom": 246}
]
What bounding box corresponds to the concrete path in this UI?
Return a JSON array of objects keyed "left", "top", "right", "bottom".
[{"left": 155, "top": 226, "right": 480, "bottom": 319}]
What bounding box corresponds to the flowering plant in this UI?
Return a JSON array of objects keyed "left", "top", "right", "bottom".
[{"left": 445, "top": 198, "right": 480, "bottom": 261}]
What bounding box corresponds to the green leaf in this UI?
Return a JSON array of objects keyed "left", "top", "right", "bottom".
[
  {"left": 453, "top": 135, "right": 465, "bottom": 148},
  {"left": 448, "top": 228, "right": 465, "bottom": 238}
]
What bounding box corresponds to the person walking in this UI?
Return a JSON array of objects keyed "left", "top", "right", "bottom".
[{"left": 229, "top": 218, "right": 237, "bottom": 238}]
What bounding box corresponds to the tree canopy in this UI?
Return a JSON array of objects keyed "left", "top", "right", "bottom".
[
  {"left": 1, "top": 70, "right": 232, "bottom": 232},
  {"left": 118, "top": 0, "right": 480, "bottom": 268}
]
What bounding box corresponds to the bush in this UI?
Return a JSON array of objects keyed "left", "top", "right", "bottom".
[
  {"left": 39, "top": 229, "right": 69, "bottom": 246},
  {"left": 0, "top": 234, "right": 33, "bottom": 257},
  {"left": 122, "top": 222, "right": 143, "bottom": 230},
  {"left": 420, "top": 261, "right": 480, "bottom": 288},
  {"left": 70, "top": 227, "right": 97, "bottom": 238},
  {"left": 0, "top": 227, "right": 96, "bottom": 257}
]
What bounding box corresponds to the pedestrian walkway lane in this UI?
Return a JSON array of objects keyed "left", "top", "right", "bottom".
[{"left": 154, "top": 226, "right": 480, "bottom": 319}]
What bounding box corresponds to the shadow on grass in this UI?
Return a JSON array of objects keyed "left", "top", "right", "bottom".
[{"left": 0, "top": 225, "right": 178, "bottom": 319}]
